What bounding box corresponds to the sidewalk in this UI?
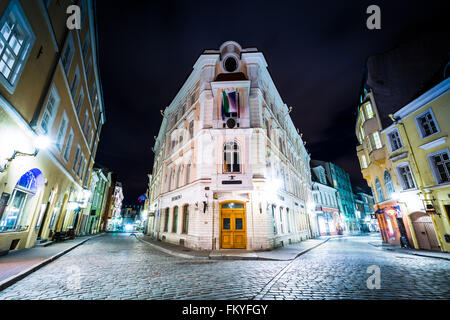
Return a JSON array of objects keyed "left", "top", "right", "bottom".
[
  {"left": 135, "top": 234, "right": 329, "bottom": 261},
  {"left": 0, "top": 234, "right": 103, "bottom": 291},
  {"left": 368, "top": 240, "right": 450, "bottom": 261}
]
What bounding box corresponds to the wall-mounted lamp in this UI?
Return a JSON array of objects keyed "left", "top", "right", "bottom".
[{"left": 0, "top": 135, "right": 50, "bottom": 173}]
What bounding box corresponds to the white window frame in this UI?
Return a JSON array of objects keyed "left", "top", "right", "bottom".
[
  {"left": 39, "top": 84, "right": 60, "bottom": 135},
  {"left": 372, "top": 132, "right": 382, "bottom": 150},
  {"left": 415, "top": 108, "right": 440, "bottom": 139},
  {"left": 395, "top": 162, "right": 416, "bottom": 191},
  {"left": 427, "top": 148, "right": 450, "bottom": 185},
  {"left": 0, "top": 0, "right": 36, "bottom": 94},
  {"left": 63, "top": 128, "right": 74, "bottom": 162},
  {"left": 75, "top": 87, "right": 84, "bottom": 116},
  {"left": 73, "top": 145, "right": 80, "bottom": 172},
  {"left": 386, "top": 128, "right": 403, "bottom": 152},
  {"left": 70, "top": 65, "right": 80, "bottom": 98},
  {"left": 55, "top": 111, "right": 68, "bottom": 152},
  {"left": 365, "top": 102, "right": 374, "bottom": 119}
]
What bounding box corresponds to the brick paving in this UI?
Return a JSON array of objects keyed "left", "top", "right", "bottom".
[{"left": 0, "top": 233, "right": 448, "bottom": 300}]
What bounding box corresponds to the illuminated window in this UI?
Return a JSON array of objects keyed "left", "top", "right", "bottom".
[
  {"left": 361, "top": 154, "right": 368, "bottom": 169},
  {"left": 0, "top": 0, "right": 35, "bottom": 93},
  {"left": 365, "top": 102, "right": 374, "bottom": 119},
  {"left": 372, "top": 132, "right": 382, "bottom": 149},
  {"left": 223, "top": 142, "right": 240, "bottom": 173},
  {"left": 359, "top": 106, "right": 365, "bottom": 122}
]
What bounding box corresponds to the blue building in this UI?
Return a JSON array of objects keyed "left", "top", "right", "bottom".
[{"left": 311, "top": 160, "right": 358, "bottom": 233}]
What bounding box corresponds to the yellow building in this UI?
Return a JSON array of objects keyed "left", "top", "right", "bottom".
[
  {"left": 356, "top": 90, "right": 415, "bottom": 247},
  {"left": 381, "top": 78, "right": 450, "bottom": 252},
  {"left": 0, "top": 0, "right": 105, "bottom": 252}
]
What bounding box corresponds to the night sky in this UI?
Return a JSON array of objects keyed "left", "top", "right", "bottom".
[{"left": 94, "top": 0, "right": 449, "bottom": 205}]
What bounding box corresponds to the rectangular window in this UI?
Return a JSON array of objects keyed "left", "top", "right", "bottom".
[
  {"left": 61, "top": 34, "right": 74, "bottom": 74},
  {"left": 416, "top": 109, "right": 439, "bottom": 138},
  {"left": 73, "top": 145, "right": 80, "bottom": 172},
  {"left": 40, "top": 85, "right": 60, "bottom": 134},
  {"left": 359, "top": 106, "right": 365, "bottom": 122},
  {"left": 70, "top": 66, "right": 80, "bottom": 98},
  {"left": 372, "top": 132, "right": 382, "bottom": 149},
  {"left": 396, "top": 164, "right": 415, "bottom": 190},
  {"left": 80, "top": 157, "right": 87, "bottom": 182},
  {"left": 82, "top": 111, "right": 88, "bottom": 134},
  {"left": 0, "top": 0, "right": 35, "bottom": 93},
  {"left": 365, "top": 102, "right": 374, "bottom": 119},
  {"left": 361, "top": 154, "right": 368, "bottom": 169},
  {"left": 428, "top": 150, "right": 450, "bottom": 184},
  {"left": 77, "top": 153, "right": 85, "bottom": 177},
  {"left": 76, "top": 88, "right": 84, "bottom": 116},
  {"left": 63, "top": 129, "right": 74, "bottom": 162},
  {"left": 387, "top": 129, "right": 402, "bottom": 151},
  {"left": 55, "top": 113, "right": 68, "bottom": 152}
]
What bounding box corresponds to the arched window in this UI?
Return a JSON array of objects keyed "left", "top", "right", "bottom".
[
  {"left": 223, "top": 142, "right": 240, "bottom": 173},
  {"left": 172, "top": 206, "right": 178, "bottom": 233},
  {"left": 384, "top": 170, "right": 395, "bottom": 199},
  {"left": 182, "top": 204, "right": 189, "bottom": 234},
  {"left": 375, "top": 178, "right": 385, "bottom": 203},
  {"left": 163, "top": 208, "right": 169, "bottom": 232}
]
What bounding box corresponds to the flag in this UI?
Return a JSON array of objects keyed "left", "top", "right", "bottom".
[
  {"left": 138, "top": 194, "right": 148, "bottom": 203},
  {"left": 221, "top": 90, "right": 229, "bottom": 120}
]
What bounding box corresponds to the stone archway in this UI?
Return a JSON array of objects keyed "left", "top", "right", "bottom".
[{"left": 410, "top": 211, "right": 440, "bottom": 251}]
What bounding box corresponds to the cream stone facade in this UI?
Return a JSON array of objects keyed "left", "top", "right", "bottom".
[{"left": 147, "top": 41, "right": 317, "bottom": 251}]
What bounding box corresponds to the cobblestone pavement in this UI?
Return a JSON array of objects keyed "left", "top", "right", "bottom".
[{"left": 0, "top": 233, "right": 448, "bottom": 300}]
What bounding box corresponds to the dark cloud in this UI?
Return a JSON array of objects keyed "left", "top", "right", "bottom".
[{"left": 95, "top": 0, "right": 449, "bottom": 204}]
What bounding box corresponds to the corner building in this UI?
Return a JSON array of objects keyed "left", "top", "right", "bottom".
[{"left": 148, "top": 41, "right": 316, "bottom": 250}]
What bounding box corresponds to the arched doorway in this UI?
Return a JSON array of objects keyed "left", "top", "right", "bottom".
[
  {"left": 410, "top": 212, "right": 440, "bottom": 251},
  {"left": 220, "top": 201, "right": 246, "bottom": 249},
  {"left": 0, "top": 168, "right": 44, "bottom": 232}
]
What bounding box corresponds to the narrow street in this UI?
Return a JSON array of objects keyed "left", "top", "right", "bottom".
[{"left": 0, "top": 234, "right": 448, "bottom": 300}]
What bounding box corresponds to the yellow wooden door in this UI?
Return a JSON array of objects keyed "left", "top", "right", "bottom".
[{"left": 220, "top": 208, "right": 246, "bottom": 249}]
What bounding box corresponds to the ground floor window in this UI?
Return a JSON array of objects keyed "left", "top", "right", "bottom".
[
  {"left": 182, "top": 205, "right": 189, "bottom": 234},
  {"left": 163, "top": 208, "right": 169, "bottom": 232},
  {"left": 172, "top": 206, "right": 178, "bottom": 233}
]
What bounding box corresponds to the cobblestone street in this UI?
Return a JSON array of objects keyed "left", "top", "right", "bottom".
[{"left": 0, "top": 233, "right": 448, "bottom": 300}]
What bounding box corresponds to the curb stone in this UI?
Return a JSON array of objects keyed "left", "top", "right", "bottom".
[
  {"left": 0, "top": 233, "right": 104, "bottom": 292},
  {"left": 134, "top": 234, "right": 329, "bottom": 261}
]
